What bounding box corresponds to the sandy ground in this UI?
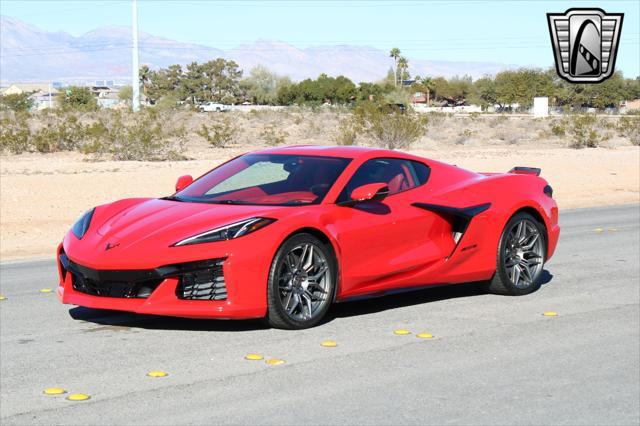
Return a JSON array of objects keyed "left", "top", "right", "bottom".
[{"left": 1, "top": 145, "right": 638, "bottom": 260}]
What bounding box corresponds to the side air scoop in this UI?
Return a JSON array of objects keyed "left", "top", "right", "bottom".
[{"left": 411, "top": 202, "right": 492, "bottom": 252}]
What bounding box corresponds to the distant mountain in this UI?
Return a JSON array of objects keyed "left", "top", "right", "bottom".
[{"left": 1, "top": 15, "right": 512, "bottom": 83}]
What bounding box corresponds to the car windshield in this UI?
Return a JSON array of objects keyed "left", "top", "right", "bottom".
[{"left": 174, "top": 154, "right": 351, "bottom": 206}]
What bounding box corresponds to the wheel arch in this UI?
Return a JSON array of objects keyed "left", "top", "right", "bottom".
[
  {"left": 509, "top": 206, "right": 549, "bottom": 259},
  {"left": 280, "top": 226, "right": 341, "bottom": 302}
]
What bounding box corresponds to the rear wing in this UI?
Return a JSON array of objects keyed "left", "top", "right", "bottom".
[{"left": 508, "top": 167, "right": 541, "bottom": 176}]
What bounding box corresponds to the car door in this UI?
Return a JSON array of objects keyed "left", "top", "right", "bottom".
[{"left": 330, "top": 158, "right": 449, "bottom": 297}]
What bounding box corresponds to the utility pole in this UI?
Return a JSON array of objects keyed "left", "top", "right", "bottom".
[{"left": 131, "top": 0, "right": 140, "bottom": 111}]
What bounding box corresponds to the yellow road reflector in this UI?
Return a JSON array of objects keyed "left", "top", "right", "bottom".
[
  {"left": 543, "top": 311, "right": 558, "bottom": 317},
  {"left": 265, "top": 358, "right": 285, "bottom": 365},
  {"left": 416, "top": 333, "right": 434, "bottom": 339},
  {"left": 594, "top": 228, "right": 604, "bottom": 233},
  {"left": 146, "top": 370, "right": 168, "bottom": 377},
  {"left": 43, "top": 387, "right": 66, "bottom": 395},
  {"left": 320, "top": 340, "right": 337, "bottom": 347},
  {"left": 608, "top": 228, "right": 618, "bottom": 232},
  {"left": 0, "top": 296, "right": 6, "bottom": 300},
  {"left": 39, "top": 288, "right": 52, "bottom": 293},
  {"left": 393, "top": 329, "right": 411, "bottom": 335},
  {"left": 66, "top": 393, "right": 90, "bottom": 401},
  {"left": 245, "top": 353, "right": 264, "bottom": 360}
]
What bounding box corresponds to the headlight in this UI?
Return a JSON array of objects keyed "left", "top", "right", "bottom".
[
  {"left": 71, "top": 208, "right": 95, "bottom": 240},
  {"left": 173, "top": 217, "right": 276, "bottom": 246}
]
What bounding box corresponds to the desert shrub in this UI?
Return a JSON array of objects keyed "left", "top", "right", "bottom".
[
  {"left": 495, "top": 129, "right": 519, "bottom": 144},
  {"left": 618, "top": 115, "right": 639, "bottom": 145},
  {"left": 456, "top": 128, "right": 474, "bottom": 145},
  {"left": 292, "top": 114, "right": 304, "bottom": 125},
  {"left": 489, "top": 115, "right": 508, "bottom": 128},
  {"left": 81, "top": 110, "right": 187, "bottom": 161},
  {"left": 0, "top": 93, "right": 34, "bottom": 112},
  {"left": 197, "top": 117, "right": 239, "bottom": 148},
  {"left": 354, "top": 104, "right": 427, "bottom": 149},
  {"left": 31, "top": 114, "right": 87, "bottom": 152},
  {"left": 0, "top": 114, "right": 31, "bottom": 153},
  {"left": 425, "top": 112, "right": 448, "bottom": 127},
  {"left": 468, "top": 111, "right": 481, "bottom": 121},
  {"left": 333, "top": 117, "right": 360, "bottom": 146},
  {"left": 550, "top": 119, "right": 566, "bottom": 137},
  {"left": 260, "top": 123, "right": 288, "bottom": 146},
  {"left": 567, "top": 114, "right": 603, "bottom": 148},
  {"left": 300, "top": 119, "right": 322, "bottom": 138}
]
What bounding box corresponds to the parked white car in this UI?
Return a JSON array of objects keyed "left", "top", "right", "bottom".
[{"left": 199, "top": 102, "right": 230, "bottom": 112}]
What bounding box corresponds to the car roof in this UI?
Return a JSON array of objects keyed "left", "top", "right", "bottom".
[{"left": 250, "top": 145, "right": 413, "bottom": 160}]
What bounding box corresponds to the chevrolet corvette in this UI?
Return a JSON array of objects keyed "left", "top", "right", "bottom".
[{"left": 57, "top": 146, "right": 560, "bottom": 329}]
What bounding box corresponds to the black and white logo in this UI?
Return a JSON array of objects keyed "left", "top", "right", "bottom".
[{"left": 547, "top": 8, "right": 623, "bottom": 83}]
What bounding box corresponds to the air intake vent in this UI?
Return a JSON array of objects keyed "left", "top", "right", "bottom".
[{"left": 176, "top": 260, "right": 227, "bottom": 300}]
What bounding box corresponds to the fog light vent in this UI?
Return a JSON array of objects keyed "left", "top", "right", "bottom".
[{"left": 176, "top": 260, "right": 227, "bottom": 300}]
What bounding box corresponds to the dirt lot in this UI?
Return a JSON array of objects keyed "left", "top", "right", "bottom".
[{"left": 1, "top": 143, "right": 638, "bottom": 260}]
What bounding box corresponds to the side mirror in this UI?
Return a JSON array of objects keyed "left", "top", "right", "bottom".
[
  {"left": 175, "top": 175, "right": 193, "bottom": 192},
  {"left": 339, "top": 183, "right": 389, "bottom": 206}
]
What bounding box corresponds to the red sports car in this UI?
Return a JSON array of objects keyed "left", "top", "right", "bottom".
[{"left": 57, "top": 146, "right": 560, "bottom": 329}]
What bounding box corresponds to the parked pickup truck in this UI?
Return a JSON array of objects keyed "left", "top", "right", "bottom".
[{"left": 198, "top": 102, "right": 231, "bottom": 112}]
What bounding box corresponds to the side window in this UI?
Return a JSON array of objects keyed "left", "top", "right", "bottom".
[{"left": 337, "top": 158, "right": 430, "bottom": 202}]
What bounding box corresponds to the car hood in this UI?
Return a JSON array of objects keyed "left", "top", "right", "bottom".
[{"left": 86, "top": 198, "right": 287, "bottom": 250}]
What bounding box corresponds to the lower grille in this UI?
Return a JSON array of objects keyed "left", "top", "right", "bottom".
[
  {"left": 71, "top": 273, "right": 162, "bottom": 298},
  {"left": 176, "top": 260, "right": 227, "bottom": 300},
  {"left": 60, "top": 254, "right": 227, "bottom": 301}
]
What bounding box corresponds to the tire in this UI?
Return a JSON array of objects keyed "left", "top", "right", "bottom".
[
  {"left": 267, "top": 233, "right": 336, "bottom": 329},
  {"left": 485, "top": 212, "right": 547, "bottom": 296}
]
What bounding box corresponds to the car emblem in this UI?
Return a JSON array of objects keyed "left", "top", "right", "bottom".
[
  {"left": 547, "top": 8, "right": 623, "bottom": 83},
  {"left": 105, "top": 242, "right": 120, "bottom": 251}
]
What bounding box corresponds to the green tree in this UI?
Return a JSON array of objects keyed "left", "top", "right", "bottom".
[
  {"left": 240, "top": 65, "right": 280, "bottom": 104},
  {"left": 58, "top": 86, "right": 98, "bottom": 111},
  {"left": 0, "top": 93, "right": 33, "bottom": 112},
  {"left": 470, "top": 76, "right": 496, "bottom": 109},
  {"left": 118, "top": 86, "right": 133, "bottom": 106},
  {"left": 431, "top": 77, "right": 452, "bottom": 104}
]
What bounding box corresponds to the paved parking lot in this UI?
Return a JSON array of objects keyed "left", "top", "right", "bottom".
[{"left": 1, "top": 204, "right": 638, "bottom": 425}]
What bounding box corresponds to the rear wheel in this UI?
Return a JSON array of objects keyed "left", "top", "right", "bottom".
[
  {"left": 267, "top": 233, "right": 336, "bottom": 329},
  {"left": 486, "top": 212, "right": 546, "bottom": 295}
]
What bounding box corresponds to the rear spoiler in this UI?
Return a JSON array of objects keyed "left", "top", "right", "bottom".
[{"left": 509, "top": 167, "right": 541, "bottom": 176}]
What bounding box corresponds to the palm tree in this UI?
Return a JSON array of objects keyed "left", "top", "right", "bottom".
[
  {"left": 397, "top": 56, "right": 409, "bottom": 86},
  {"left": 389, "top": 48, "right": 401, "bottom": 86}
]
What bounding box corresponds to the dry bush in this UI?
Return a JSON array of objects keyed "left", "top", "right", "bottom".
[
  {"left": 618, "top": 115, "right": 639, "bottom": 145},
  {"left": 353, "top": 104, "right": 427, "bottom": 149},
  {"left": 0, "top": 113, "right": 31, "bottom": 154},
  {"left": 333, "top": 117, "right": 360, "bottom": 146},
  {"left": 300, "top": 119, "right": 323, "bottom": 139},
  {"left": 260, "top": 123, "right": 289, "bottom": 146},
  {"left": 566, "top": 115, "right": 605, "bottom": 148},
  {"left": 80, "top": 109, "right": 187, "bottom": 161},
  {"left": 196, "top": 116, "right": 239, "bottom": 148},
  {"left": 456, "top": 128, "right": 474, "bottom": 145},
  {"left": 488, "top": 115, "right": 509, "bottom": 128}
]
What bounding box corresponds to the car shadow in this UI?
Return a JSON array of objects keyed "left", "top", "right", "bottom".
[
  {"left": 69, "top": 270, "right": 554, "bottom": 331},
  {"left": 325, "top": 269, "right": 554, "bottom": 322}
]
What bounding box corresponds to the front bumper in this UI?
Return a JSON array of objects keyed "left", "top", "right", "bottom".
[{"left": 56, "top": 244, "right": 267, "bottom": 319}]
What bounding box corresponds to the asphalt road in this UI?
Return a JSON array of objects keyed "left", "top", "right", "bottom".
[{"left": 1, "top": 204, "right": 639, "bottom": 426}]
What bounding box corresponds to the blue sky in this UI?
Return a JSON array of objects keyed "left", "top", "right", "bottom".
[{"left": 2, "top": 0, "right": 639, "bottom": 77}]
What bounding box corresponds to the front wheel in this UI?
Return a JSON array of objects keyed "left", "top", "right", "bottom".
[
  {"left": 266, "top": 233, "right": 336, "bottom": 329},
  {"left": 486, "top": 212, "right": 547, "bottom": 295}
]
